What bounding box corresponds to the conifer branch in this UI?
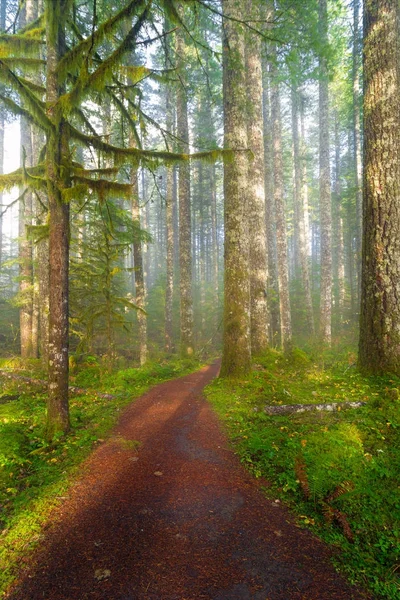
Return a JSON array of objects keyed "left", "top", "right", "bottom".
[{"left": 59, "top": 0, "right": 147, "bottom": 80}]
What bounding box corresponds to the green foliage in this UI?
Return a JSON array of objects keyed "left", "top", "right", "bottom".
[
  {"left": 206, "top": 348, "right": 400, "bottom": 599},
  {"left": 69, "top": 197, "right": 150, "bottom": 359}
]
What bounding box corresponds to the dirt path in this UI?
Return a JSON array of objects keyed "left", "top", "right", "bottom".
[{"left": 7, "top": 362, "right": 370, "bottom": 600}]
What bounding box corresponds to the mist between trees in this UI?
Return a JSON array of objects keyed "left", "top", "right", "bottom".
[{"left": 0, "top": 0, "right": 398, "bottom": 437}]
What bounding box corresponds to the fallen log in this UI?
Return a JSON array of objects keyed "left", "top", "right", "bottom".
[{"left": 263, "top": 400, "right": 366, "bottom": 415}]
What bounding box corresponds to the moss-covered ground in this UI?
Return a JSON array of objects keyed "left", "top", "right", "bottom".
[
  {"left": 205, "top": 347, "right": 400, "bottom": 600},
  {"left": 0, "top": 355, "right": 201, "bottom": 597}
]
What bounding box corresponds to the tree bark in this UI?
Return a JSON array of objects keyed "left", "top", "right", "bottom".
[
  {"left": 270, "top": 45, "right": 292, "bottom": 354},
  {"left": 245, "top": 1, "right": 269, "bottom": 354},
  {"left": 359, "top": 0, "right": 400, "bottom": 375},
  {"left": 176, "top": 12, "right": 194, "bottom": 357},
  {"left": 45, "top": 0, "right": 70, "bottom": 438},
  {"left": 220, "top": 0, "right": 251, "bottom": 377},
  {"left": 318, "top": 0, "right": 332, "bottom": 345}
]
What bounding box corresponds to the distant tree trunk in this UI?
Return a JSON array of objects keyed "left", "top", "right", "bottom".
[
  {"left": 318, "top": 0, "right": 332, "bottom": 345},
  {"left": 165, "top": 101, "right": 174, "bottom": 353},
  {"left": 292, "top": 87, "right": 314, "bottom": 336},
  {"left": 19, "top": 0, "right": 36, "bottom": 359},
  {"left": 353, "top": 0, "right": 362, "bottom": 305},
  {"left": 262, "top": 14, "right": 279, "bottom": 345},
  {"left": 333, "top": 113, "right": 345, "bottom": 326},
  {"left": 131, "top": 165, "right": 147, "bottom": 365},
  {"left": 45, "top": 0, "right": 70, "bottom": 438},
  {"left": 245, "top": 1, "right": 269, "bottom": 354},
  {"left": 210, "top": 163, "right": 219, "bottom": 320},
  {"left": 176, "top": 16, "right": 194, "bottom": 357},
  {"left": 270, "top": 46, "right": 292, "bottom": 354},
  {"left": 359, "top": 0, "right": 400, "bottom": 375},
  {"left": 220, "top": 0, "right": 251, "bottom": 377},
  {"left": 299, "top": 93, "right": 311, "bottom": 268}
]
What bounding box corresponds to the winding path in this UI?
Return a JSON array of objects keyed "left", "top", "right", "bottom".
[{"left": 7, "top": 362, "right": 369, "bottom": 600}]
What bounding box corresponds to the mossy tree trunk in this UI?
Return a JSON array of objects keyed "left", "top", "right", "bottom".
[
  {"left": 245, "top": 0, "right": 269, "bottom": 355},
  {"left": 176, "top": 12, "right": 194, "bottom": 358},
  {"left": 318, "top": 0, "right": 332, "bottom": 345},
  {"left": 359, "top": 0, "right": 400, "bottom": 375},
  {"left": 45, "top": 0, "right": 70, "bottom": 439},
  {"left": 220, "top": 0, "right": 251, "bottom": 377}
]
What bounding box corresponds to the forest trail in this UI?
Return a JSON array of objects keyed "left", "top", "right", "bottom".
[{"left": 6, "top": 362, "right": 370, "bottom": 600}]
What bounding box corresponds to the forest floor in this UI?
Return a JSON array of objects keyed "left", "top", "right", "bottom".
[{"left": 4, "top": 361, "right": 371, "bottom": 600}]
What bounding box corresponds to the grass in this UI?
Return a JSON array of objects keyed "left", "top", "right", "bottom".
[
  {"left": 0, "top": 354, "right": 201, "bottom": 598},
  {"left": 205, "top": 347, "right": 400, "bottom": 600}
]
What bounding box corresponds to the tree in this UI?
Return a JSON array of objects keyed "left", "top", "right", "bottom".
[
  {"left": 220, "top": 0, "right": 251, "bottom": 377},
  {"left": 359, "top": 0, "right": 400, "bottom": 375},
  {"left": 0, "top": 0, "right": 221, "bottom": 437},
  {"left": 245, "top": 0, "right": 269, "bottom": 355},
  {"left": 176, "top": 9, "right": 194, "bottom": 358},
  {"left": 318, "top": 0, "right": 332, "bottom": 345}
]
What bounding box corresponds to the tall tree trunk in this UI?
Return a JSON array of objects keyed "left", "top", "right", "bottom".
[
  {"left": 131, "top": 165, "right": 147, "bottom": 365},
  {"left": 19, "top": 0, "right": 36, "bottom": 358},
  {"left": 245, "top": 1, "right": 269, "bottom": 354},
  {"left": 176, "top": 13, "right": 194, "bottom": 357},
  {"left": 45, "top": 0, "right": 70, "bottom": 438},
  {"left": 333, "top": 113, "right": 345, "bottom": 326},
  {"left": 359, "top": 0, "right": 400, "bottom": 375},
  {"left": 292, "top": 86, "right": 314, "bottom": 336},
  {"left": 165, "top": 92, "right": 174, "bottom": 353},
  {"left": 220, "top": 0, "right": 251, "bottom": 377},
  {"left": 271, "top": 46, "right": 292, "bottom": 354},
  {"left": 353, "top": 0, "right": 362, "bottom": 306},
  {"left": 318, "top": 0, "right": 332, "bottom": 345}
]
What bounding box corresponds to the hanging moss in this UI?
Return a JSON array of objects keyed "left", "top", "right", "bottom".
[
  {"left": 58, "top": 0, "right": 147, "bottom": 80},
  {"left": 0, "top": 34, "right": 44, "bottom": 58}
]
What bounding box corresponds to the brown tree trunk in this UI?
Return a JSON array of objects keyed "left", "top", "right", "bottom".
[
  {"left": 245, "top": 1, "right": 269, "bottom": 354},
  {"left": 318, "top": 0, "right": 332, "bottom": 345},
  {"left": 220, "top": 0, "right": 251, "bottom": 377},
  {"left": 176, "top": 13, "right": 194, "bottom": 357},
  {"left": 359, "top": 0, "right": 400, "bottom": 375},
  {"left": 271, "top": 46, "right": 292, "bottom": 354},
  {"left": 45, "top": 0, "right": 70, "bottom": 439}
]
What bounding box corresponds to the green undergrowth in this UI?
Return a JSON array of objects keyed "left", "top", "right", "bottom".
[
  {"left": 205, "top": 348, "right": 400, "bottom": 600},
  {"left": 0, "top": 354, "right": 200, "bottom": 597}
]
